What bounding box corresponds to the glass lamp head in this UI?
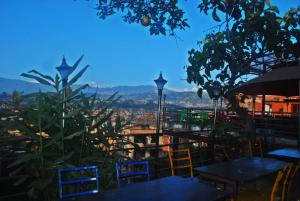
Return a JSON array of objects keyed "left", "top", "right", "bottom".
[
  {"left": 56, "top": 57, "right": 74, "bottom": 80},
  {"left": 212, "top": 86, "right": 221, "bottom": 99},
  {"left": 154, "top": 72, "right": 167, "bottom": 91}
]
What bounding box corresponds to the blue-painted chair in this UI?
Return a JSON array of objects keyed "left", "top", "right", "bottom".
[
  {"left": 58, "top": 166, "right": 99, "bottom": 199},
  {"left": 116, "top": 161, "right": 150, "bottom": 187}
]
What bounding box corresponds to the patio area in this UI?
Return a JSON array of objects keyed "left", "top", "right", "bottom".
[
  {"left": 1, "top": 127, "right": 300, "bottom": 201},
  {"left": 0, "top": 1, "right": 299, "bottom": 200}
]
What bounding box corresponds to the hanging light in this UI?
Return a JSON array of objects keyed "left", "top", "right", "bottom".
[
  {"left": 212, "top": 85, "right": 221, "bottom": 100},
  {"left": 154, "top": 72, "right": 167, "bottom": 95},
  {"left": 56, "top": 57, "right": 74, "bottom": 87}
]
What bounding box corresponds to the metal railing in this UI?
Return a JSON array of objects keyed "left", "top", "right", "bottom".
[{"left": 106, "top": 130, "right": 216, "bottom": 179}]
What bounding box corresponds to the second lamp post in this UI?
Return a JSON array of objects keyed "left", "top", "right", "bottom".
[
  {"left": 154, "top": 72, "right": 167, "bottom": 177},
  {"left": 56, "top": 57, "right": 75, "bottom": 128}
]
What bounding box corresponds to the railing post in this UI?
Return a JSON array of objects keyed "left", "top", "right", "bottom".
[
  {"left": 155, "top": 91, "right": 162, "bottom": 178},
  {"left": 188, "top": 108, "right": 192, "bottom": 131}
]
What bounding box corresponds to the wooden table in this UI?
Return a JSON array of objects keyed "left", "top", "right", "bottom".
[
  {"left": 77, "top": 176, "right": 231, "bottom": 201},
  {"left": 266, "top": 148, "right": 300, "bottom": 162},
  {"left": 194, "top": 157, "right": 288, "bottom": 200}
]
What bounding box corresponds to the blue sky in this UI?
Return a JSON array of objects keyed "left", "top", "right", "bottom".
[{"left": 0, "top": 0, "right": 298, "bottom": 90}]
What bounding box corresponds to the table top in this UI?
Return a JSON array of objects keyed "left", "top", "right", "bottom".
[
  {"left": 77, "top": 176, "right": 231, "bottom": 201},
  {"left": 194, "top": 157, "right": 288, "bottom": 184},
  {"left": 266, "top": 148, "right": 300, "bottom": 162}
]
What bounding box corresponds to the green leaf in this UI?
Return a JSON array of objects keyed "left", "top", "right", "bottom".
[
  {"left": 21, "top": 73, "right": 53, "bottom": 86},
  {"left": 43, "top": 133, "right": 62, "bottom": 148},
  {"left": 90, "top": 111, "right": 113, "bottom": 131},
  {"left": 29, "top": 179, "right": 52, "bottom": 190},
  {"left": 3, "top": 135, "right": 28, "bottom": 143},
  {"left": 269, "top": 6, "right": 279, "bottom": 14},
  {"left": 64, "top": 130, "right": 85, "bottom": 140},
  {"left": 14, "top": 174, "right": 30, "bottom": 186},
  {"left": 9, "top": 166, "right": 24, "bottom": 176},
  {"left": 14, "top": 122, "right": 40, "bottom": 141},
  {"left": 7, "top": 154, "right": 37, "bottom": 168},
  {"left": 66, "top": 65, "right": 90, "bottom": 87},
  {"left": 55, "top": 151, "right": 74, "bottom": 163},
  {"left": 197, "top": 88, "right": 203, "bottom": 98},
  {"left": 72, "top": 55, "right": 84, "bottom": 70},
  {"left": 65, "top": 84, "right": 89, "bottom": 102},
  {"left": 212, "top": 8, "right": 221, "bottom": 22},
  {"left": 64, "top": 108, "right": 81, "bottom": 118},
  {"left": 28, "top": 70, "right": 55, "bottom": 83}
]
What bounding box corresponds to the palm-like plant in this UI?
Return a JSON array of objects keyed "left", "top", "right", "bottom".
[{"left": 1, "top": 56, "right": 133, "bottom": 200}]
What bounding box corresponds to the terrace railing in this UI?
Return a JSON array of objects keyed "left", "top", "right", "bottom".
[{"left": 100, "top": 130, "right": 232, "bottom": 179}]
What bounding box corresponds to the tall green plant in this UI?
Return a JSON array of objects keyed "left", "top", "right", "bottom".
[{"left": 2, "top": 56, "right": 132, "bottom": 200}]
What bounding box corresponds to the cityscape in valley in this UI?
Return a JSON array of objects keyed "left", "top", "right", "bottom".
[
  {"left": 0, "top": 76, "right": 214, "bottom": 127},
  {"left": 0, "top": 76, "right": 213, "bottom": 108}
]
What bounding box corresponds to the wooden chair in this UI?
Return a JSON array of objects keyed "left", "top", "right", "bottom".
[
  {"left": 248, "top": 139, "right": 263, "bottom": 158},
  {"left": 115, "top": 160, "right": 150, "bottom": 187},
  {"left": 238, "top": 164, "right": 294, "bottom": 201},
  {"left": 270, "top": 164, "right": 294, "bottom": 201},
  {"left": 58, "top": 166, "right": 99, "bottom": 200},
  {"left": 168, "top": 148, "right": 193, "bottom": 177},
  {"left": 286, "top": 162, "right": 300, "bottom": 201}
]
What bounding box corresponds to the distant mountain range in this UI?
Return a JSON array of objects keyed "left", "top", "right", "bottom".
[{"left": 0, "top": 77, "right": 212, "bottom": 107}]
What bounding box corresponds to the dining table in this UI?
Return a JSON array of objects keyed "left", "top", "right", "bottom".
[
  {"left": 194, "top": 157, "right": 288, "bottom": 200},
  {"left": 76, "top": 176, "right": 232, "bottom": 201},
  {"left": 265, "top": 148, "right": 300, "bottom": 162}
]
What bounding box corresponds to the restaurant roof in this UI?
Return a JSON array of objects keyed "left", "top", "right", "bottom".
[{"left": 235, "top": 64, "right": 300, "bottom": 96}]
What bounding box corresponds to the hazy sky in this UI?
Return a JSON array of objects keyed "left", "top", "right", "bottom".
[{"left": 0, "top": 0, "right": 298, "bottom": 90}]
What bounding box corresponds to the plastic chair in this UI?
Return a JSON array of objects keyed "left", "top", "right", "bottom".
[
  {"left": 58, "top": 166, "right": 99, "bottom": 199},
  {"left": 116, "top": 161, "right": 150, "bottom": 187},
  {"left": 168, "top": 148, "right": 194, "bottom": 177}
]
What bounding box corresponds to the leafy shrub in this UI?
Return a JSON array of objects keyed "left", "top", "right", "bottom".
[{"left": 1, "top": 56, "right": 134, "bottom": 200}]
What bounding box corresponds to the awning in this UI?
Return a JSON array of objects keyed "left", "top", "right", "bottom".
[{"left": 235, "top": 65, "right": 300, "bottom": 96}]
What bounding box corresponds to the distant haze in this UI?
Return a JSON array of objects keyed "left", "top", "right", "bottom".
[{"left": 0, "top": 76, "right": 212, "bottom": 107}]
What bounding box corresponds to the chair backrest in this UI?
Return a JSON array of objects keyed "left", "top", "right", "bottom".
[
  {"left": 248, "top": 139, "right": 263, "bottom": 158},
  {"left": 281, "top": 163, "right": 294, "bottom": 201},
  {"left": 168, "top": 148, "right": 193, "bottom": 177},
  {"left": 270, "top": 164, "right": 293, "bottom": 201},
  {"left": 286, "top": 162, "right": 300, "bottom": 201},
  {"left": 116, "top": 161, "right": 150, "bottom": 187},
  {"left": 58, "top": 166, "right": 99, "bottom": 200}
]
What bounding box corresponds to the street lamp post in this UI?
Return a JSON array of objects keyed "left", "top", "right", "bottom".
[
  {"left": 154, "top": 72, "right": 167, "bottom": 178},
  {"left": 162, "top": 94, "right": 166, "bottom": 131},
  {"left": 56, "top": 57, "right": 75, "bottom": 128}
]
